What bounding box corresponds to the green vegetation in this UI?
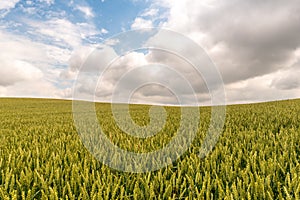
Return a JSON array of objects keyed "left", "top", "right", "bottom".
[{"left": 0, "top": 98, "right": 300, "bottom": 199}]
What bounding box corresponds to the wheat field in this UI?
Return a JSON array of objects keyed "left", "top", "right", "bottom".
[{"left": 0, "top": 98, "right": 299, "bottom": 199}]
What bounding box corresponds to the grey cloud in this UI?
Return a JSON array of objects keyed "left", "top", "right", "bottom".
[
  {"left": 166, "top": 0, "right": 300, "bottom": 85},
  {"left": 70, "top": 46, "right": 117, "bottom": 72},
  {"left": 137, "top": 85, "right": 173, "bottom": 97},
  {"left": 68, "top": 42, "right": 214, "bottom": 105}
]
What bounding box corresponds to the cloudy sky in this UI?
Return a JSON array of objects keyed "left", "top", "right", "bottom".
[{"left": 0, "top": 0, "right": 299, "bottom": 105}]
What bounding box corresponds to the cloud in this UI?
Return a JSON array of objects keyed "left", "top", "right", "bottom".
[
  {"left": 100, "top": 28, "right": 108, "bottom": 34},
  {"left": 164, "top": 0, "right": 300, "bottom": 83},
  {"left": 75, "top": 5, "right": 94, "bottom": 18},
  {"left": 0, "top": 29, "right": 72, "bottom": 97},
  {"left": 38, "top": 0, "right": 55, "bottom": 6},
  {"left": 131, "top": 17, "right": 153, "bottom": 29},
  {"left": 141, "top": 8, "right": 159, "bottom": 17},
  {"left": 0, "top": 60, "right": 43, "bottom": 86},
  {"left": 0, "top": 30, "right": 64, "bottom": 67},
  {"left": 0, "top": 1, "right": 109, "bottom": 100},
  {"left": 1, "top": 79, "right": 66, "bottom": 98},
  {"left": 0, "top": 0, "right": 20, "bottom": 10},
  {"left": 226, "top": 70, "right": 300, "bottom": 104},
  {"left": 65, "top": 44, "right": 210, "bottom": 105},
  {"left": 61, "top": 0, "right": 300, "bottom": 105},
  {"left": 60, "top": 46, "right": 94, "bottom": 80},
  {"left": 142, "top": 0, "right": 300, "bottom": 103},
  {"left": 0, "top": 0, "right": 20, "bottom": 17},
  {"left": 271, "top": 61, "right": 300, "bottom": 90},
  {"left": 1, "top": 0, "right": 299, "bottom": 105},
  {"left": 26, "top": 18, "right": 100, "bottom": 48},
  {"left": 27, "top": 19, "right": 82, "bottom": 48}
]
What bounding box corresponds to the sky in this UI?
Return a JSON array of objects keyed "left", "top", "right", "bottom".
[{"left": 0, "top": 0, "right": 300, "bottom": 105}]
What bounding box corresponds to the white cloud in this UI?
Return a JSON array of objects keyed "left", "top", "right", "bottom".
[
  {"left": 0, "top": 30, "right": 59, "bottom": 67},
  {"left": 0, "top": 30, "right": 72, "bottom": 97},
  {"left": 0, "top": 4, "right": 104, "bottom": 99},
  {"left": 0, "top": 0, "right": 20, "bottom": 10},
  {"left": 77, "top": 22, "right": 101, "bottom": 39},
  {"left": 27, "top": 19, "right": 100, "bottom": 49},
  {"left": 0, "top": 86, "right": 7, "bottom": 97},
  {"left": 0, "top": 60, "right": 43, "bottom": 86},
  {"left": 26, "top": 1, "right": 33, "bottom": 5},
  {"left": 75, "top": 5, "right": 94, "bottom": 18},
  {"left": 38, "top": 0, "right": 55, "bottom": 6},
  {"left": 141, "top": 8, "right": 159, "bottom": 17},
  {"left": 2, "top": 80, "right": 65, "bottom": 98},
  {"left": 100, "top": 28, "right": 108, "bottom": 34},
  {"left": 131, "top": 17, "right": 153, "bottom": 29},
  {"left": 45, "top": 0, "right": 54, "bottom": 5},
  {"left": 0, "top": 0, "right": 20, "bottom": 17},
  {"left": 27, "top": 19, "right": 82, "bottom": 48},
  {"left": 225, "top": 70, "right": 300, "bottom": 104}
]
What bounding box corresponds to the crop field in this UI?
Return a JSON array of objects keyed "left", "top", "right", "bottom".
[{"left": 0, "top": 98, "right": 300, "bottom": 199}]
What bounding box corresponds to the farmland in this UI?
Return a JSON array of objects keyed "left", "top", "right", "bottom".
[{"left": 0, "top": 98, "right": 300, "bottom": 199}]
